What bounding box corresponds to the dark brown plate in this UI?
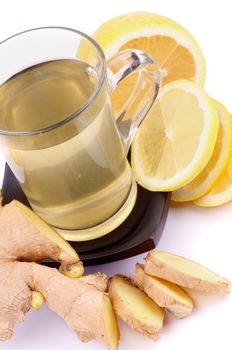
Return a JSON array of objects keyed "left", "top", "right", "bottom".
[{"left": 2, "top": 163, "right": 170, "bottom": 266}]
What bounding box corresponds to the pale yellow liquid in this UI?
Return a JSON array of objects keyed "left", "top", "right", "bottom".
[{"left": 0, "top": 60, "right": 132, "bottom": 229}]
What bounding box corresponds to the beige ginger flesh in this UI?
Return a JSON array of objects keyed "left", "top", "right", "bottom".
[
  {"left": 108, "top": 274, "right": 164, "bottom": 340},
  {"left": 0, "top": 200, "right": 119, "bottom": 350},
  {"left": 134, "top": 263, "right": 194, "bottom": 318},
  {"left": 144, "top": 250, "right": 231, "bottom": 294}
]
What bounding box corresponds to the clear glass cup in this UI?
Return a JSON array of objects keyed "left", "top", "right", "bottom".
[{"left": 0, "top": 27, "right": 161, "bottom": 241}]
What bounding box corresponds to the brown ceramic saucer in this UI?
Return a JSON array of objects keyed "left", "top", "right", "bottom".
[{"left": 2, "top": 163, "right": 170, "bottom": 266}]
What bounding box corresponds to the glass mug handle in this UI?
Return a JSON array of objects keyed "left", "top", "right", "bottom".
[{"left": 107, "top": 49, "right": 162, "bottom": 153}]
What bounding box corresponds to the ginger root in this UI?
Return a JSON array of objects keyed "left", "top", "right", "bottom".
[
  {"left": 145, "top": 250, "right": 231, "bottom": 294},
  {"left": 0, "top": 199, "right": 230, "bottom": 349},
  {"left": 134, "top": 263, "right": 194, "bottom": 318},
  {"left": 108, "top": 274, "right": 164, "bottom": 340},
  {"left": 0, "top": 200, "right": 83, "bottom": 277},
  {"left": 0, "top": 200, "right": 119, "bottom": 350}
]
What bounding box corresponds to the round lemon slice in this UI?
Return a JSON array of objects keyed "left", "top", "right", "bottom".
[
  {"left": 92, "top": 12, "right": 205, "bottom": 85},
  {"left": 131, "top": 79, "right": 219, "bottom": 192},
  {"left": 195, "top": 116, "right": 232, "bottom": 207},
  {"left": 172, "top": 100, "right": 232, "bottom": 201},
  {"left": 89, "top": 12, "right": 206, "bottom": 114}
]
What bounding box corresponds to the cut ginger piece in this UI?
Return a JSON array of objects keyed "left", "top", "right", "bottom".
[
  {"left": 134, "top": 264, "right": 194, "bottom": 318},
  {"left": 0, "top": 200, "right": 119, "bottom": 349},
  {"left": 103, "top": 294, "right": 120, "bottom": 350},
  {"left": 108, "top": 274, "right": 164, "bottom": 340},
  {"left": 1, "top": 200, "right": 84, "bottom": 277},
  {"left": 12, "top": 200, "right": 84, "bottom": 278},
  {"left": 14, "top": 200, "right": 77, "bottom": 258},
  {"left": 145, "top": 250, "right": 231, "bottom": 294}
]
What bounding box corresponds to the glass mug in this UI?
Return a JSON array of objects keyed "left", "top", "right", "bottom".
[{"left": 0, "top": 27, "right": 161, "bottom": 241}]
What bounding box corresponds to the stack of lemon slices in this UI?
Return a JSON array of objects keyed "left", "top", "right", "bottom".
[{"left": 91, "top": 12, "right": 232, "bottom": 207}]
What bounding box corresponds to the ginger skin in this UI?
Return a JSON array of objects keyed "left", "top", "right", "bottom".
[
  {"left": 0, "top": 201, "right": 119, "bottom": 350},
  {"left": 145, "top": 250, "right": 231, "bottom": 294},
  {"left": 134, "top": 264, "right": 194, "bottom": 318}
]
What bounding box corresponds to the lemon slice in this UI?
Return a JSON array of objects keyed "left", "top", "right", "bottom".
[
  {"left": 131, "top": 80, "right": 219, "bottom": 192},
  {"left": 195, "top": 117, "right": 232, "bottom": 207},
  {"left": 90, "top": 12, "right": 206, "bottom": 113},
  {"left": 172, "top": 100, "right": 232, "bottom": 201},
  {"left": 92, "top": 12, "right": 205, "bottom": 85}
]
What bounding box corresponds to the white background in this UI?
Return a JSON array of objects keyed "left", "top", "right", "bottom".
[{"left": 1, "top": 0, "right": 232, "bottom": 349}]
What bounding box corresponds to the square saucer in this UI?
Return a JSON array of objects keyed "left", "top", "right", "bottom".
[{"left": 2, "top": 163, "right": 170, "bottom": 265}]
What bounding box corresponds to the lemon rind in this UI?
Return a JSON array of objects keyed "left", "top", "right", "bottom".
[
  {"left": 92, "top": 12, "right": 206, "bottom": 86},
  {"left": 172, "top": 100, "right": 232, "bottom": 201}
]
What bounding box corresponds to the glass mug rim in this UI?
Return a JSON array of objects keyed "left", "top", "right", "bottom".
[{"left": 0, "top": 26, "right": 106, "bottom": 137}]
